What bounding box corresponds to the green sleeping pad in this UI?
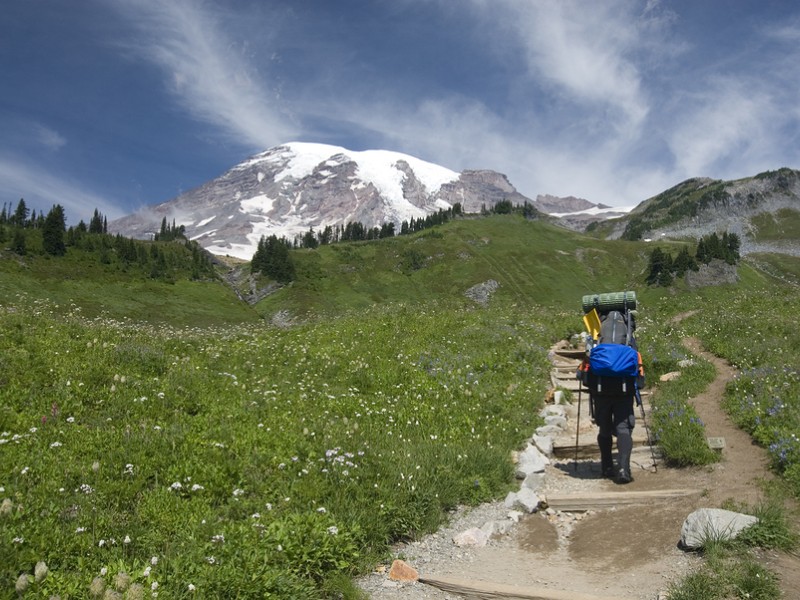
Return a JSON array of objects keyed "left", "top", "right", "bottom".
[{"left": 582, "top": 291, "right": 637, "bottom": 314}]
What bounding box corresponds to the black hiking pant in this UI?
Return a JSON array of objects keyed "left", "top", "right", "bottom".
[{"left": 593, "top": 394, "right": 635, "bottom": 472}]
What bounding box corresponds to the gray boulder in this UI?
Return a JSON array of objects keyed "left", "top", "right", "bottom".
[{"left": 680, "top": 508, "right": 758, "bottom": 550}]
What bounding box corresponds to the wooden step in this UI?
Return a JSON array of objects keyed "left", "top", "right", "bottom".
[
  {"left": 420, "top": 575, "right": 634, "bottom": 600},
  {"left": 545, "top": 488, "right": 702, "bottom": 512},
  {"left": 552, "top": 349, "right": 587, "bottom": 360},
  {"left": 552, "top": 431, "right": 655, "bottom": 459}
]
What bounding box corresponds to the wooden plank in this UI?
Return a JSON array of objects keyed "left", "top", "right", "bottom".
[
  {"left": 553, "top": 349, "right": 587, "bottom": 359},
  {"left": 545, "top": 488, "right": 702, "bottom": 512},
  {"left": 552, "top": 434, "right": 653, "bottom": 459},
  {"left": 420, "top": 575, "right": 633, "bottom": 600}
]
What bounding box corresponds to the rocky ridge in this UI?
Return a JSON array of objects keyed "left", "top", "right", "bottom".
[{"left": 109, "top": 143, "right": 535, "bottom": 260}]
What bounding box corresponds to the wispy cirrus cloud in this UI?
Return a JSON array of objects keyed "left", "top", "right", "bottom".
[
  {"left": 108, "top": 0, "right": 297, "bottom": 150},
  {"left": 0, "top": 157, "right": 123, "bottom": 224},
  {"left": 33, "top": 123, "right": 67, "bottom": 151}
]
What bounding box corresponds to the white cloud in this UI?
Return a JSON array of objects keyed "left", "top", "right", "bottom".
[
  {"left": 667, "top": 80, "right": 779, "bottom": 177},
  {"left": 0, "top": 157, "right": 124, "bottom": 225},
  {"left": 109, "top": 0, "right": 297, "bottom": 150},
  {"left": 33, "top": 124, "right": 67, "bottom": 151}
]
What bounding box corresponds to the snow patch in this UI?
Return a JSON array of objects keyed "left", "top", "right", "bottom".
[
  {"left": 241, "top": 194, "right": 276, "bottom": 215},
  {"left": 550, "top": 204, "right": 636, "bottom": 218},
  {"left": 197, "top": 216, "right": 216, "bottom": 227}
]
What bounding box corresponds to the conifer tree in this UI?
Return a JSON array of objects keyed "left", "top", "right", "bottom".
[
  {"left": 12, "top": 228, "right": 26, "bottom": 255},
  {"left": 12, "top": 199, "right": 29, "bottom": 227},
  {"left": 42, "top": 205, "right": 67, "bottom": 256}
]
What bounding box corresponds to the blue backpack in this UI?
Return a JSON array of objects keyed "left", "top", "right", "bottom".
[{"left": 589, "top": 343, "right": 639, "bottom": 377}]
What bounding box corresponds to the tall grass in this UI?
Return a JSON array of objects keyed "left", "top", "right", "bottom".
[{"left": 0, "top": 299, "right": 569, "bottom": 598}]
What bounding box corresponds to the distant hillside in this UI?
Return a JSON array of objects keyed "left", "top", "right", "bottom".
[{"left": 595, "top": 168, "right": 800, "bottom": 256}]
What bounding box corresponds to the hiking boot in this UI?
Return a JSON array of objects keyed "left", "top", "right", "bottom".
[
  {"left": 602, "top": 465, "right": 616, "bottom": 479},
  {"left": 616, "top": 468, "right": 632, "bottom": 484}
]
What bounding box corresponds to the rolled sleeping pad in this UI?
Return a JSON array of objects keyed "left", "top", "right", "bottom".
[{"left": 582, "top": 291, "right": 637, "bottom": 314}]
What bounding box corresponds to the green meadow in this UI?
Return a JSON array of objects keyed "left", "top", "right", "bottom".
[{"left": 2, "top": 214, "right": 799, "bottom": 598}]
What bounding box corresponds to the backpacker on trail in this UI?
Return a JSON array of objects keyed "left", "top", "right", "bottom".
[{"left": 577, "top": 291, "right": 645, "bottom": 483}]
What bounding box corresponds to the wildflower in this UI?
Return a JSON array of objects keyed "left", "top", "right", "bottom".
[
  {"left": 35, "top": 560, "right": 49, "bottom": 582},
  {"left": 191, "top": 484, "right": 204, "bottom": 491},
  {"left": 232, "top": 488, "right": 244, "bottom": 497},
  {"left": 92, "top": 461, "right": 100, "bottom": 473},
  {"left": 21, "top": 466, "right": 30, "bottom": 475},
  {"left": 0, "top": 498, "right": 12, "bottom": 516},
  {"left": 100, "top": 567, "right": 108, "bottom": 577},
  {"left": 188, "top": 583, "right": 196, "bottom": 592},
  {"left": 15, "top": 574, "right": 30, "bottom": 594},
  {"left": 316, "top": 507, "right": 327, "bottom": 514},
  {"left": 205, "top": 556, "right": 216, "bottom": 565},
  {"left": 12, "top": 536, "right": 24, "bottom": 544},
  {"left": 50, "top": 441, "right": 62, "bottom": 448},
  {"left": 151, "top": 582, "right": 159, "bottom": 591},
  {"left": 126, "top": 583, "right": 145, "bottom": 600},
  {"left": 150, "top": 556, "right": 158, "bottom": 566},
  {"left": 113, "top": 572, "right": 132, "bottom": 591},
  {"left": 327, "top": 525, "right": 339, "bottom": 536},
  {"left": 123, "top": 535, "right": 131, "bottom": 544},
  {"left": 89, "top": 577, "right": 106, "bottom": 598},
  {"left": 142, "top": 566, "right": 151, "bottom": 578},
  {"left": 98, "top": 539, "right": 106, "bottom": 547},
  {"left": 67, "top": 416, "right": 75, "bottom": 423},
  {"left": 211, "top": 534, "right": 225, "bottom": 544},
  {"left": 169, "top": 482, "right": 182, "bottom": 491},
  {"left": 124, "top": 464, "right": 134, "bottom": 475}
]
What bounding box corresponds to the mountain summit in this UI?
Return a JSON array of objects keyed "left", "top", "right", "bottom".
[{"left": 110, "top": 142, "right": 533, "bottom": 260}]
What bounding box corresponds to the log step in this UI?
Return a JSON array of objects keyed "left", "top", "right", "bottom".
[
  {"left": 420, "top": 575, "right": 634, "bottom": 600},
  {"left": 551, "top": 436, "right": 654, "bottom": 459},
  {"left": 545, "top": 488, "right": 702, "bottom": 512}
]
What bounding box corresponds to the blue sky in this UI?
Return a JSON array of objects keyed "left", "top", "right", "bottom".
[{"left": 3, "top": 0, "right": 800, "bottom": 226}]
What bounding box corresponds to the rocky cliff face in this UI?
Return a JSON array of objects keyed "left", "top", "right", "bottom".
[
  {"left": 618, "top": 168, "right": 800, "bottom": 255},
  {"left": 109, "top": 142, "right": 534, "bottom": 259}
]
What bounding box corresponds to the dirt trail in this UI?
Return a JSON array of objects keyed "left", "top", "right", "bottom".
[{"left": 361, "top": 329, "right": 800, "bottom": 599}]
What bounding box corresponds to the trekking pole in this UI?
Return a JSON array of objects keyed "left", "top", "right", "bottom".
[
  {"left": 635, "top": 386, "right": 658, "bottom": 472},
  {"left": 574, "top": 383, "right": 582, "bottom": 472}
]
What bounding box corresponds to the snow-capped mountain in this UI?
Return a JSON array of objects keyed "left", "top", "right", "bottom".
[
  {"left": 110, "top": 142, "right": 533, "bottom": 260},
  {"left": 533, "top": 194, "right": 635, "bottom": 231}
]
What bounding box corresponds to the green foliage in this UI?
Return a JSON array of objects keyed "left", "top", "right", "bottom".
[
  {"left": 42, "top": 204, "right": 67, "bottom": 256},
  {"left": 255, "top": 215, "right": 649, "bottom": 317},
  {"left": 733, "top": 499, "right": 799, "bottom": 552},
  {"left": 637, "top": 312, "right": 718, "bottom": 466},
  {"left": 645, "top": 232, "right": 739, "bottom": 287},
  {"left": 252, "top": 235, "right": 296, "bottom": 283},
  {"left": 667, "top": 558, "right": 780, "bottom": 600},
  {"left": 0, "top": 299, "right": 562, "bottom": 597}
]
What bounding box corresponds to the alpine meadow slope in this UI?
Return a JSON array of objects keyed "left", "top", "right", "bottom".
[{"left": 3, "top": 203, "right": 800, "bottom": 599}]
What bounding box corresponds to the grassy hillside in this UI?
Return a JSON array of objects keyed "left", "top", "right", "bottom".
[
  {"left": 254, "top": 215, "right": 655, "bottom": 318},
  {"left": 0, "top": 241, "right": 259, "bottom": 327},
  {"left": 2, "top": 213, "right": 800, "bottom": 598}
]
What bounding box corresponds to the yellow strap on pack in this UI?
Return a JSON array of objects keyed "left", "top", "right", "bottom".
[{"left": 583, "top": 308, "right": 601, "bottom": 342}]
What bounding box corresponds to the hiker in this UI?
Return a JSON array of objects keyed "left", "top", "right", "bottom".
[{"left": 579, "top": 307, "right": 644, "bottom": 484}]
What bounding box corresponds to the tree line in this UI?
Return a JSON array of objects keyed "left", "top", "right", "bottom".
[
  {"left": 646, "top": 231, "right": 741, "bottom": 286},
  {"left": 1, "top": 199, "right": 215, "bottom": 282},
  {"left": 250, "top": 204, "right": 472, "bottom": 282}
]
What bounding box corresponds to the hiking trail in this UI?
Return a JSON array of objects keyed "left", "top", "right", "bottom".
[{"left": 357, "top": 323, "right": 800, "bottom": 599}]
